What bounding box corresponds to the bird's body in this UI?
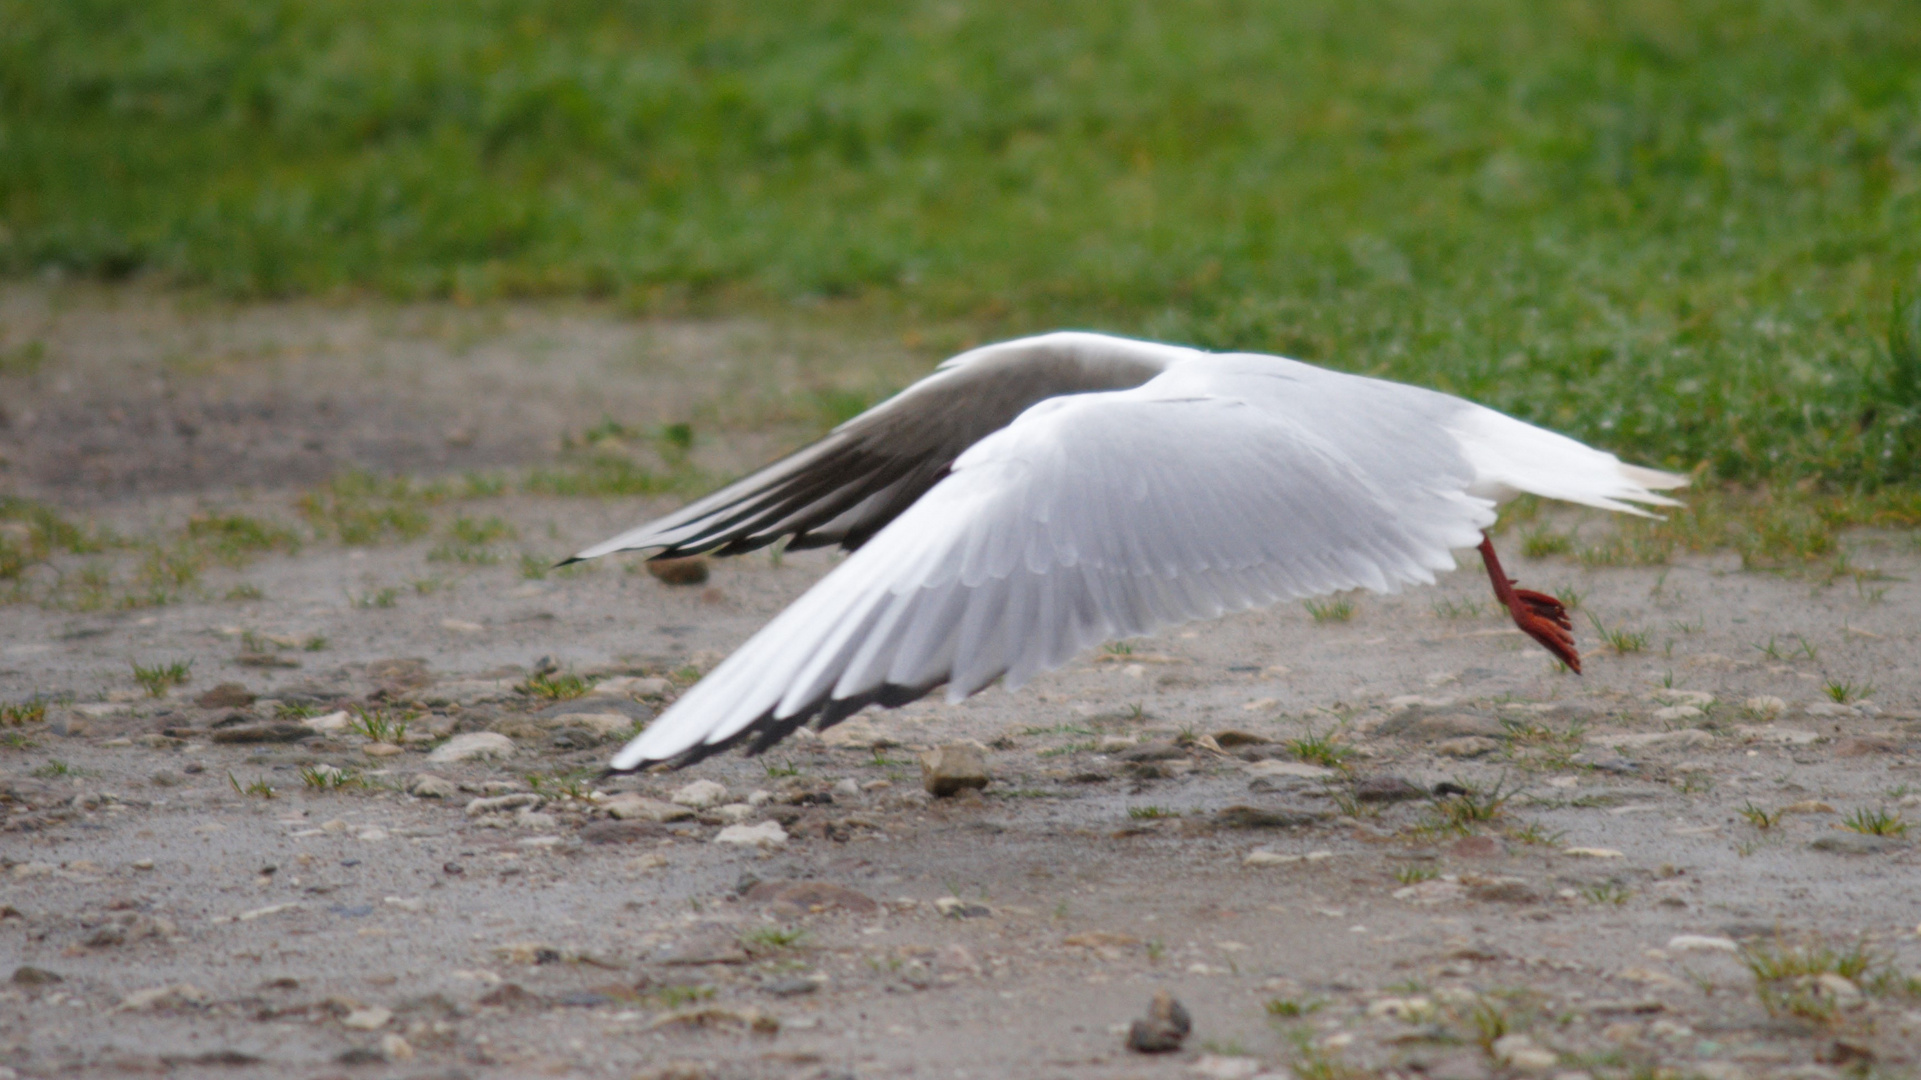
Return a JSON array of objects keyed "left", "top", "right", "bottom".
[{"left": 571, "top": 332, "right": 1685, "bottom": 772}]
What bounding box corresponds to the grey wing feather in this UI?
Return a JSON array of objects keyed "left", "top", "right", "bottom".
[{"left": 566, "top": 332, "right": 1186, "bottom": 563}]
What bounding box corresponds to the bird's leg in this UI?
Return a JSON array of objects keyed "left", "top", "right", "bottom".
[{"left": 1477, "top": 533, "right": 1580, "bottom": 674}]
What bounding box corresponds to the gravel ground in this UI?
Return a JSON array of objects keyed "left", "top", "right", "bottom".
[{"left": 3, "top": 288, "right": 1920, "bottom": 1080}]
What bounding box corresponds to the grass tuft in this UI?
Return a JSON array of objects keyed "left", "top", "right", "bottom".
[
  {"left": 131, "top": 659, "right": 192, "bottom": 697},
  {"left": 1303, "top": 596, "right": 1354, "bottom": 623}
]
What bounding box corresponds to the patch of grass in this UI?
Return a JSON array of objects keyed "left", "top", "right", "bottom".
[
  {"left": 1738, "top": 802, "right": 1782, "bottom": 829},
  {"left": 299, "top": 764, "right": 366, "bottom": 790},
  {"left": 1265, "top": 997, "right": 1324, "bottom": 1018},
  {"left": 1585, "top": 613, "right": 1648, "bottom": 654},
  {"left": 131, "top": 659, "right": 192, "bottom": 697},
  {"left": 1285, "top": 728, "right": 1354, "bottom": 772},
  {"left": 741, "top": 925, "right": 808, "bottom": 951},
  {"left": 762, "top": 759, "right": 802, "bottom": 778},
  {"left": 303, "top": 634, "right": 329, "bottom": 651},
  {"left": 223, "top": 583, "right": 264, "bottom": 601},
  {"left": 1126, "top": 805, "right": 1176, "bottom": 820},
  {"left": 1415, "top": 776, "right": 1513, "bottom": 837},
  {"left": 32, "top": 758, "right": 80, "bottom": 778},
  {"left": 1825, "top": 677, "right": 1873, "bottom": 704},
  {"left": 1430, "top": 596, "right": 1486, "bottom": 620},
  {"left": 228, "top": 771, "right": 276, "bottom": 799},
  {"left": 1394, "top": 864, "right": 1438, "bottom": 885},
  {"left": 1520, "top": 528, "right": 1573, "bottom": 558},
  {"left": 651, "top": 984, "right": 716, "bottom": 1009},
  {"left": 527, "top": 769, "right": 597, "bottom": 801},
  {"left": 1842, "top": 807, "right": 1906, "bottom": 837},
  {"left": 348, "top": 587, "right": 400, "bottom": 609},
  {"left": 296, "top": 472, "right": 433, "bottom": 546},
  {"left": 275, "top": 701, "right": 322, "bottom": 721},
  {"left": 518, "top": 671, "right": 598, "bottom": 701},
  {"left": 186, "top": 514, "right": 301, "bottom": 565},
  {"left": 1304, "top": 596, "right": 1355, "bottom": 623},
  {"left": 2, "top": 731, "right": 37, "bottom": 750},
  {"left": 346, "top": 705, "right": 410, "bottom": 744},
  {"left": 1744, "top": 938, "right": 1880, "bottom": 1022},
  {"left": 1, "top": 700, "right": 47, "bottom": 726},
  {"left": 1580, "top": 882, "right": 1632, "bottom": 905},
  {"left": 517, "top": 553, "right": 549, "bottom": 580},
  {"left": 1551, "top": 585, "right": 1584, "bottom": 611},
  {"left": 1506, "top": 820, "right": 1565, "bottom": 846}
]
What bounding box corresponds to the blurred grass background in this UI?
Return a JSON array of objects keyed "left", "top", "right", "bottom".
[{"left": 3, "top": 0, "right": 1921, "bottom": 490}]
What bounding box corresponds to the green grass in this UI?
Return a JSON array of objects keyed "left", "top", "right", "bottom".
[
  {"left": 1303, "top": 596, "right": 1355, "bottom": 623},
  {"left": 346, "top": 705, "right": 411, "bottom": 744},
  {"left": 1842, "top": 807, "right": 1906, "bottom": 836},
  {"left": 1126, "top": 805, "right": 1176, "bottom": 820},
  {"left": 131, "top": 659, "right": 192, "bottom": 697},
  {"left": 1, "top": 700, "right": 47, "bottom": 726},
  {"left": 518, "top": 671, "right": 598, "bottom": 701},
  {"left": 1285, "top": 728, "right": 1355, "bottom": 771},
  {"left": 6, "top": 2, "right": 1921, "bottom": 491},
  {"left": 1585, "top": 613, "right": 1649, "bottom": 654}
]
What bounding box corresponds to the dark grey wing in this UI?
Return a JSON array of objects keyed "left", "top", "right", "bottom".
[{"left": 566, "top": 332, "right": 1190, "bottom": 562}]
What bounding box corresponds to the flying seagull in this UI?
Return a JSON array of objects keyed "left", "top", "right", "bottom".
[{"left": 570, "top": 332, "right": 1685, "bottom": 772}]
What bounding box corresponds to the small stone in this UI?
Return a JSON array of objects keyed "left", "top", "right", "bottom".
[
  {"left": 209, "top": 722, "right": 312, "bottom": 744},
  {"left": 1809, "top": 834, "right": 1909, "bottom": 855},
  {"left": 1188, "top": 1054, "right": 1263, "bottom": 1079},
  {"left": 118, "top": 984, "right": 210, "bottom": 1011},
  {"left": 341, "top": 1005, "right": 392, "bottom": 1030},
  {"left": 934, "top": 897, "right": 992, "bottom": 918},
  {"left": 1586, "top": 729, "right": 1713, "bottom": 750},
  {"left": 427, "top": 732, "right": 515, "bottom": 763},
  {"left": 714, "top": 821, "right": 788, "bottom": 848},
  {"left": 546, "top": 712, "right": 632, "bottom": 739},
  {"left": 645, "top": 556, "right": 711, "bottom": 585},
  {"left": 357, "top": 827, "right": 389, "bottom": 842},
  {"left": 1651, "top": 689, "right": 1714, "bottom": 708},
  {"left": 363, "top": 742, "right": 405, "bottom": 758},
  {"left": 1666, "top": 934, "right": 1738, "bottom": 953},
  {"left": 1833, "top": 736, "right": 1898, "bottom": 758},
  {"left": 1561, "top": 847, "right": 1624, "bottom": 859},
  {"left": 195, "top": 683, "right": 255, "bottom": 709},
  {"left": 304, "top": 710, "right": 352, "bottom": 733},
  {"left": 1243, "top": 760, "right": 1334, "bottom": 780},
  {"left": 592, "top": 675, "right": 672, "bottom": 699},
  {"left": 602, "top": 794, "right": 693, "bottom": 822},
  {"left": 1383, "top": 712, "right": 1504, "bottom": 740},
  {"left": 1652, "top": 705, "right": 1705, "bottom": 723},
  {"left": 1435, "top": 736, "right": 1501, "bottom": 758},
  {"left": 1743, "top": 695, "right": 1786, "bottom": 718},
  {"left": 1126, "top": 989, "right": 1192, "bottom": 1054},
  {"left": 712, "top": 803, "right": 757, "bottom": 824},
  {"left": 1215, "top": 805, "right": 1325, "bottom": 829},
  {"left": 408, "top": 773, "right": 457, "bottom": 799},
  {"left": 820, "top": 716, "right": 897, "bottom": 749},
  {"left": 1409, "top": 1049, "right": 1493, "bottom": 1080},
  {"left": 1491, "top": 1033, "right": 1557, "bottom": 1072},
  {"left": 11, "top": 966, "right": 62, "bottom": 986},
  {"left": 1354, "top": 776, "right": 1426, "bottom": 803},
  {"left": 379, "top": 1033, "right": 414, "bottom": 1061},
  {"left": 672, "top": 779, "right": 729, "bottom": 809},
  {"left": 466, "top": 793, "right": 543, "bottom": 816},
  {"left": 1211, "top": 730, "right": 1270, "bottom": 748},
  {"left": 1447, "top": 835, "right": 1507, "bottom": 859},
  {"left": 831, "top": 777, "right": 863, "bottom": 799},
  {"left": 920, "top": 744, "right": 991, "bottom": 797},
  {"left": 1464, "top": 875, "right": 1538, "bottom": 903}
]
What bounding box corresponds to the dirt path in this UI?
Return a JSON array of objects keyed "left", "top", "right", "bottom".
[{"left": 3, "top": 289, "right": 1919, "bottom": 1080}]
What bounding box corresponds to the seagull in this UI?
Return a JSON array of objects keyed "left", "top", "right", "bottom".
[{"left": 569, "top": 332, "right": 1685, "bottom": 772}]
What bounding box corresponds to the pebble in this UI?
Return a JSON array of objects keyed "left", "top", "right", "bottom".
[
  {"left": 118, "top": 984, "right": 210, "bottom": 1012},
  {"left": 341, "top": 1005, "right": 392, "bottom": 1030},
  {"left": 831, "top": 777, "right": 863, "bottom": 799},
  {"left": 1743, "top": 695, "right": 1787, "bottom": 718},
  {"left": 427, "top": 732, "right": 515, "bottom": 763},
  {"left": 1126, "top": 989, "right": 1191, "bottom": 1053},
  {"left": 592, "top": 675, "right": 672, "bottom": 699},
  {"left": 1832, "top": 736, "right": 1898, "bottom": 757},
  {"left": 1491, "top": 1033, "right": 1558, "bottom": 1072},
  {"left": 11, "top": 966, "right": 62, "bottom": 986},
  {"left": 1188, "top": 1055, "right": 1263, "bottom": 1079},
  {"left": 603, "top": 794, "right": 694, "bottom": 822},
  {"left": 672, "top": 779, "right": 729, "bottom": 808},
  {"left": 303, "top": 710, "right": 352, "bottom": 733},
  {"left": 920, "top": 744, "right": 991, "bottom": 797},
  {"left": 1666, "top": 934, "right": 1738, "bottom": 953},
  {"left": 819, "top": 716, "right": 898, "bottom": 749},
  {"left": 1561, "top": 847, "right": 1624, "bottom": 859},
  {"left": 1355, "top": 776, "right": 1426, "bottom": 802},
  {"left": 544, "top": 712, "right": 632, "bottom": 738},
  {"left": 408, "top": 773, "right": 457, "bottom": 798},
  {"left": 466, "top": 793, "right": 543, "bottom": 816},
  {"left": 379, "top": 1033, "right": 414, "bottom": 1061},
  {"left": 209, "top": 722, "right": 312, "bottom": 744},
  {"left": 194, "top": 683, "right": 255, "bottom": 709},
  {"left": 1244, "top": 760, "right": 1334, "bottom": 780},
  {"left": 714, "top": 821, "right": 788, "bottom": 848},
  {"left": 1447, "top": 835, "right": 1506, "bottom": 859},
  {"left": 712, "top": 803, "right": 757, "bottom": 824},
  {"left": 645, "top": 556, "right": 710, "bottom": 585},
  {"left": 1435, "top": 736, "right": 1501, "bottom": 758},
  {"left": 743, "top": 880, "right": 879, "bottom": 915},
  {"left": 1651, "top": 705, "right": 1705, "bottom": 723},
  {"left": 1216, "top": 805, "right": 1326, "bottom": 829}
]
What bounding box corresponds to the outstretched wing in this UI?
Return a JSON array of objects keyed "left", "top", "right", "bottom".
[
  {"left": 566, "top": 332, "right": 1190, "bottom": 562},
  {"left": 611, "top": 358, "right": 1504, "bottom": 770}
]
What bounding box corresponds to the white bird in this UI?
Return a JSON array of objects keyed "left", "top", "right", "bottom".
[{"left": 568, "top": 332, "right": 1685, "bottom": 772}]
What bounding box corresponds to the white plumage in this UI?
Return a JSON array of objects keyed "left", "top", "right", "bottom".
[{"left": 567, "top": 332, "right": 1685, "bottom": 771}]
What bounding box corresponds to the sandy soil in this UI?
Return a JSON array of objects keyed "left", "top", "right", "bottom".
[{"left": 3, "top": 288, "right": 1920, "bottom": 1080}]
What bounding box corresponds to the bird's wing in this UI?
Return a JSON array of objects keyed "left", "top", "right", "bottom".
[
  {"left": 566, "top": 332, "right": 1191, "bottom": 562},
  {"left": 611, "top": 361, "right": 1500, "bottom": 770}
]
